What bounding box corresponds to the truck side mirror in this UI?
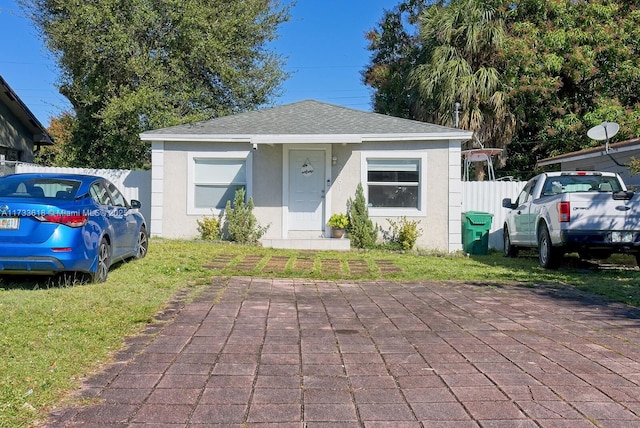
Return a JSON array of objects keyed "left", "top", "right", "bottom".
[{"left": 502, "top": 198, "right": 515, "bottom": 209}]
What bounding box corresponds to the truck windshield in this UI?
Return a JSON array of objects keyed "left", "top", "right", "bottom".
[{"left": 541, "top": 175, "right": 622, "bottom": 196}]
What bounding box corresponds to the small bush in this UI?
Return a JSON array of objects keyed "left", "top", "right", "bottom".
[
  {"left": 327, "top": 213, "right": 349, "bottom": 229},
  {"left": 384, "top": 216, "right": 423, "bottom": 250},
  {"left": 197, "top": 214, "right": 221, "bottom": 240},
  {"left": 223, "top": 188, "right": 268, "bottom": 244},
  {"left": 347, "top": 183, "right": 377, "bottom": 248}
]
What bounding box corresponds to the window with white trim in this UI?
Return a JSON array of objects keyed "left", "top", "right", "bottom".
[
  {"left": 362, "top": 152, "right": 427, "bottom": 216},
  {"left": 188, "top": 151, "right": 251, "bottom": 215},
  {"left": 368, "top": 159, "right": 419, "bottom": 208}
]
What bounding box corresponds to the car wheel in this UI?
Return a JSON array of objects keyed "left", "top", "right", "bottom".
[
  {"left": 538, "top": 224, "right": 560, "bottom": 269},
  {"left": 503, "top": 227, "right": 518, "bottom": 258},
  {"left": 635, "top": 253, "right": 640, "bottom": 268},
  {"left": 135, "top": 226, "right": 149, "bottom": 259},
  {"left": 91, "top": 238, "right": 111, "bottom": 283}
]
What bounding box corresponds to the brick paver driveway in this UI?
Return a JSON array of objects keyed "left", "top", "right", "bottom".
[{"left": 47, "top": 277, "right": 640, "bottom": 427}]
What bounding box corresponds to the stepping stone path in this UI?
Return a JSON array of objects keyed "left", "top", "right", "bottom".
[
  {"left": 204, "top": 253, "right": 402, "bottom": 276},
  {"left": 262, "top": 256, "right": 290, "bottom": 273},
  {"left": 202, "top": 254, "right": 235, "bottom": 270}
]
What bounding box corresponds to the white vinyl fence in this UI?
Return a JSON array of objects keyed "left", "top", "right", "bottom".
[
  {"left": 461, "top": 180, "right": 526, "bottom": 250},
  {"left": 15, "top": 163, "right": 152, "bottom": 233}
]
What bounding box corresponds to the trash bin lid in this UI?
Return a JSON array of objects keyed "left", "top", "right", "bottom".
[{"left": 462, "top": 211, "right": 494, "bottom": 225}]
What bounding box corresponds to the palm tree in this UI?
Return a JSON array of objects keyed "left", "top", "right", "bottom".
[{"left": 411, "top": 0, "right": 514, "bottom": 179}]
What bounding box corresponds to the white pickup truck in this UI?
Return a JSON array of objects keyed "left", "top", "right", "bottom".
[{"left": 502, "top": 171, "right": 640, "bottom": 268}]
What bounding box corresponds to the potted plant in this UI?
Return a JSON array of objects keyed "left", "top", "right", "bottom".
[{"left": 327, "top": 213, "right": 349, "bottom": 238}]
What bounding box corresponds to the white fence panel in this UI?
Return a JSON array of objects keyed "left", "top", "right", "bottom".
[
  {"left": 15, "top": 163, "right": 152, "bottom": 232},
  {"left": 461, "top": 180, "right": 526, "bottom": 250}
]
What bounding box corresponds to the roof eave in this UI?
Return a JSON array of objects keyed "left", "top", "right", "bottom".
[
  {"left": 140, "top": 131, "right": 473, "bottom": 144},
  {"left": 0, "top": 76, "right": 54, "bottom": 145},
  {"left": 537, "top": 138, "right": 640, "bottom": 167}
]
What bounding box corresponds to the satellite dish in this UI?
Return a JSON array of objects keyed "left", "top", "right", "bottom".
[{"left": 587, "top": 122, "right": 619, "bottom": 152}]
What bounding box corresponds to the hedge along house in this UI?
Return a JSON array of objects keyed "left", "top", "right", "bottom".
[{"left": 140, "top": 100, "right": 472, "bottom": 251}]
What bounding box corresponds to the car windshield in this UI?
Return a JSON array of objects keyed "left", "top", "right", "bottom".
[{"left": 0, "top": 177, "right": 81, "bottom": 199}]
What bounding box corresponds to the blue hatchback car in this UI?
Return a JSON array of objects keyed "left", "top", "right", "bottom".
[{"left": 0, "top": 173, "right": 148, "bottom": 282}]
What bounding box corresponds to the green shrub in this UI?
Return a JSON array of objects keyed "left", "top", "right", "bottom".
[
  {"left": 327, "top": 213, "right": 349, "bottom": 229},
  {"left": 196, "top": 214, "right": 221, "bottom": 240},
  {"left": 223, "top": 188, "right": 268, "bottom": 244},
  {"left": 347, "top": 183, "right": 377, "bottom": 248},
  {"left": 385, "top": 216, "right": 423, "bottom": 250}
]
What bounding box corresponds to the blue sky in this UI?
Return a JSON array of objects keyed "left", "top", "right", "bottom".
[{"left": 0, "top": 0, "right": 399, "bottom": 127}]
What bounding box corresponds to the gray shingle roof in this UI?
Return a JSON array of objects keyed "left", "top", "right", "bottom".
[{"left": 140, "top": 100, "right": 471, "bottom": 142}]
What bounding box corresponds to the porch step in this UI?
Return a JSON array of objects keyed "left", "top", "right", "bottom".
[{"left": 260, "top": 238, "right": 351, "bottom": 251}]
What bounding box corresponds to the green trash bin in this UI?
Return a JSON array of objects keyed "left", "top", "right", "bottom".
[{"left": 461, "top": 211, "right": 493, "bottom": 255}]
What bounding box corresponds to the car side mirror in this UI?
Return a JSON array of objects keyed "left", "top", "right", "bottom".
[
  {"left": 502, "top": 198, "right": 515, "bottom": 209},
  {"left": 130, "top": 199, "right": 142, "bottom": 209}
]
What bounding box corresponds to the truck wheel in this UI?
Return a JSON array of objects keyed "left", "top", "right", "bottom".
[
  {"left": 538, "top": 224, "right": 560, "bottom": 269},
  {"left": 503, "top": 227, "right": 519, "bottom": 258}
]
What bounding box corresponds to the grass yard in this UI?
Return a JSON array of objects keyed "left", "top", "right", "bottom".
[{"left": 1, "top": 238, "right": 640, "bottom": 427}]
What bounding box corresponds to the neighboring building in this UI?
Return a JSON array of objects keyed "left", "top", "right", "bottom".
[
  {"left": 537, "top": 138, "right": 640, "bottom": 189},
  {"left": 0, "top": 75, "right": 53, "bottom": 167},
  {"left": 140, "top": 100, "right": 472, "bottom": 251}
]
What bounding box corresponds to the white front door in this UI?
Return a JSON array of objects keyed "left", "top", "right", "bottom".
[{"left": 288, "top": 149, "right": 325, "bottom": 230}]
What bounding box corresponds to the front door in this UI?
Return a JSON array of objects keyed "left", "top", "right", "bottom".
[{"left": 288, "top": 149, "right": 325, "bottom": 231}]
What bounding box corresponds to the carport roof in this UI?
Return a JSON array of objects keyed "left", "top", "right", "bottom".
[{"left": 140, "top": 100, "right": 472, "bottom": 144}]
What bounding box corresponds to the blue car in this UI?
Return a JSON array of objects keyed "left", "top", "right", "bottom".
[{"left": 0, "top": 173, "right": 148, "bottom": 282}]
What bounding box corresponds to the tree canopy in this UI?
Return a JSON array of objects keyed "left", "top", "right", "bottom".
[
  {"left": 20, "top": 0, "right": 291, "bottom": 169},
  {"left": 365, "top": 0, "right": 640, "bottom": 179}
]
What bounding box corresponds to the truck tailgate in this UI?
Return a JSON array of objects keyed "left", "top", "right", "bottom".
[{"left": 567, "top": 192, "right": 640, "bottom": 231}]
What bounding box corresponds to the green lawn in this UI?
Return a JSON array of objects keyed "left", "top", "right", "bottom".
[{"left": 1, "top": 239, "right": 639, "bottom": 427}]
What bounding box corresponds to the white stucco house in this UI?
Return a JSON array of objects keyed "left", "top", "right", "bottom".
[{"left": 140, "top": 100, "right": 472, "bottom": 251}]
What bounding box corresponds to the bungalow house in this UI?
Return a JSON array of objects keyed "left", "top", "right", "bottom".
[
  {"left": 140, "top": 100, "right": 472, "bottom": 251},
  {"left": 0, "top": 75, "right": 53, "bottom": 169},
  {"left": 537, "top": 137, "right": 640, "bottom": 189}
]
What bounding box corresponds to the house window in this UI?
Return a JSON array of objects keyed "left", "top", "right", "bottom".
[
  {"left": 367, "top": 159, "right": 420, "bottom": 208},
  {"left": 187, "top": 151, "right": 252, "bottom": 215},
  {"left": 362, "top": 152, "right": 427, "bottom": 216}
]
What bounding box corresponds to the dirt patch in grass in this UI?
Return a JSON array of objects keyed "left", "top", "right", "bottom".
[
  {"left": 262, "top": 256, "right": 290, "bottom": 273},
  {"left": 320, "top": 259, "right": 344, "bottom": 276},
  {"left": 203, "top": 254, "right": 236, "bottom": 269},
  {"left": 347, "top": 260, "right": 371, "bottom": 275},
  {"left": 235, "top": 255, "right": 264, "bottom": 271},
  {"left": 292, "top": 257, "right": 314, "bottom": 273},
  {"left": 375, "top": 259, "right": 403, "bottom": 274}
]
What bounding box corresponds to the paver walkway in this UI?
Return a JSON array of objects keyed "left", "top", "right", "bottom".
[{"left": 46, "top": 277, "right": 640, "bottom": 427}]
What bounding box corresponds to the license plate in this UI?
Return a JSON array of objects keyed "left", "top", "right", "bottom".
[
  {"left": 612, "top": 231, "right": 634, "bottom": 243},
  {"left": 0, "top": 217, "right": 19, "bottom": 230}
]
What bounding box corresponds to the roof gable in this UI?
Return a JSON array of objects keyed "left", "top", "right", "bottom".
[
  {"left": 140, "top": 100, "right": 472, "bottom": 142},
  {"left": 0, "top": 75, "right": 53, "bottom": 145}
]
